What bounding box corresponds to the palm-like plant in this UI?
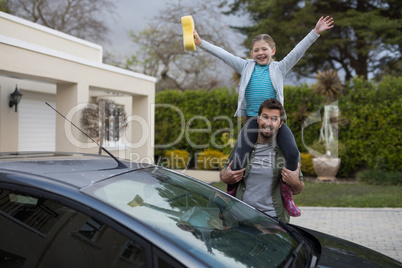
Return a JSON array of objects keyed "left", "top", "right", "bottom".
[{"left": 314, "top": 69, "right": 343, "bottom": 104}]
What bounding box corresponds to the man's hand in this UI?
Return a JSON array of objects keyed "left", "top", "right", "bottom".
[
  {"left": 220, "top": 161, "right": 245, "bottom": 184},
  {"left": 314, "top": 16, "right": 334, "bottom": 34},
  {"left": 281, "top": 164, "right": 304, "bottom": 194}
]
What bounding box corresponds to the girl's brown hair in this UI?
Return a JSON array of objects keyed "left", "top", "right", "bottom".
[{"left": 251, "top": 34, "right": 276, "bottom": 49}]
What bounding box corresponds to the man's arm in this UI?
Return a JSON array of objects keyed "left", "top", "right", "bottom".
[
  {"left": 281, "top": 164, "right": 304, "bottom": 195},
  {"left": 220, "top": 140, "right": 245, "bottom": 185}
]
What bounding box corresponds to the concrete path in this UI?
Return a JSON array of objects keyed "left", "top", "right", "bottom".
[{"left": 290, "top": 207, "right": 402, "bottom": 262}]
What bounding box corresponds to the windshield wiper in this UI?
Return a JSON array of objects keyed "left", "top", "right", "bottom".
[
  {"left": 279, "top": 221, "right": 317, "bottom": 268},
  {"left": 284, "top": 241, "right": 305, "bottom": 267}
]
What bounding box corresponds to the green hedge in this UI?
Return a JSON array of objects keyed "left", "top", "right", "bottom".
[
  {"left": 337, "top": 76, "right": 402, "bottom": 176},
  {"left": 283, "top": 77, "right": 401, "bottom": 177},
  {"left": 155, "top": 77, "right": 401, "bottom": 177},
  {"left": 154, "top": 88, "right": 243, "bottom": 165},
  {"left": 283, "top": 83, "right": 324, "bottom": 154}
]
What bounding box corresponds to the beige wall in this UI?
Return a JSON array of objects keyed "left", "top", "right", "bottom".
[
  {"left": 0, "top": 12, "right": 102, "bottom": 62},
  {"left": 0, "top": 12, "right": 156, "bottom": 161},
  {"left": 0, "top": 81, "right": 19, "bottom": 152}
]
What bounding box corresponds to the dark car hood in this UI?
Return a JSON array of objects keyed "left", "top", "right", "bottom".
[{"left": 293, "top": 225, "right": 401, "bottom": 268}]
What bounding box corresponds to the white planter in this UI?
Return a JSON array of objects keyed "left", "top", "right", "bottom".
[{"left": 312, "top": 156, "right": 341, "bottom": 181}]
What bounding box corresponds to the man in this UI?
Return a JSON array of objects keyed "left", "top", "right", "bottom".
[{"left": 220, "top": 98, "right": 304, "bottom": 222}]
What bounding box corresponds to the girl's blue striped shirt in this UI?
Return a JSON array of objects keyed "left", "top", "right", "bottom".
[{"left": 245, "top": 64, "right": 276, "bottom": 116}]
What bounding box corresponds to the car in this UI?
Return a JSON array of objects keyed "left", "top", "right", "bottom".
[{"left": 0, "top": 151, "right": 400, "bottom": 268}]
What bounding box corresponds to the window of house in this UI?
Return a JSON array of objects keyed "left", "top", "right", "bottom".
[{"left": 81, "top": 98, "right": 127, "bottom": 149}]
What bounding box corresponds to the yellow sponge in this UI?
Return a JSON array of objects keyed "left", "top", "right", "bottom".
[{"left": 181, "top": 15, "right": 196, "bottom": 52}]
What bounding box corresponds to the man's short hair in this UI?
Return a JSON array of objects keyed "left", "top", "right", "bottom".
[{"left": 258, "top": 99, "right": 285, "bottom": 119}]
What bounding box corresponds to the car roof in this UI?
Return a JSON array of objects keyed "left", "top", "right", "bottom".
[{"left": 0, "top": 152, "right": 145, "bottom": 188}]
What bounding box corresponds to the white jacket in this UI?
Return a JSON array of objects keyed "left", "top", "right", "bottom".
[{"left": 200, "top": 30, "right": 320, "bottom": 117}]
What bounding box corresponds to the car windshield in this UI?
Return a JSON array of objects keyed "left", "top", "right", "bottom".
[{"left": 81, "top": 167, "right": 298, "bottom": 267}]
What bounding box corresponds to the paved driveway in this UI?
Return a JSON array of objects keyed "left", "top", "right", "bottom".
[{"left": 290, "top": 207, "right": 402, "bottom": 262}]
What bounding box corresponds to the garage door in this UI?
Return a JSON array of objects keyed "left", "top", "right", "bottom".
[{"left": 18, "top": 91, "right": 56, "bottom": 151}]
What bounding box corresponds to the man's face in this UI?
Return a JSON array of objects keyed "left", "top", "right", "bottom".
[{"left": 257, "top": 108, "right": 283, "bottom": 140}]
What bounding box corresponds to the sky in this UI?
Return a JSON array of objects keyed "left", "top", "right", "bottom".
[
  {"left": 103, "top": 0, "right": 166, "bottom": 59},
  {"left": 102, "top": 0, "right": 310, "bottom": 85},
  {"left": 103, "top": 0, "right": 249, "bottom": 60}
]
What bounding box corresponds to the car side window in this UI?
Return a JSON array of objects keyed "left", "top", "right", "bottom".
[{"left": 0, "top": 189, "right": 147, "bottom": 268}]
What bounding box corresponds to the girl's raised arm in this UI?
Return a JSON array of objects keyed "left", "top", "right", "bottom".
[{"left": 314, "top": 16, "right": 334, "bottom": 34}]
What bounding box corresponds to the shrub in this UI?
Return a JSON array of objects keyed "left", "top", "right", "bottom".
[
  {"left": 306, "top": 141, "right": 346, "bottom": 159},
  {"left": 164, "top": 150, "right": 190, "bottom": 169},
  {"left": 284, "top": 84, "right": 324, "bottom": 153},
  {"left": 220, "top": 132, "right": 236, "bottom": 155},
  {"left": 338, "top": 76, "right": 402, "bottom": 176},
  {"left": 155, "top": 88, "right": 242, "bottom": 157},
  {"left": 196, "top": 149, "right": 228, "bottom": 170},
  {"left": 356, "top": 169, "right": 402, "bottom": 186},
  {"left": 300, "top": 153, "right": 315, "bottom": 176},
  {"left": 155, "top": 77, "right": 401, "bottom": 176}
]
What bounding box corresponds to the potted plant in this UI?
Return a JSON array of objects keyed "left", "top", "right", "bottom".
[{"left": 310, "top": 70, "right": 343, "bottom": 181}]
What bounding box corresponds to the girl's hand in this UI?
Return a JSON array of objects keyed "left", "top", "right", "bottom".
[
  {"left": 314, "top": 16, "right": 334, "bottom": 34},
  {"left": 193, "top": 30, "right": 202, "bottom": 46}
]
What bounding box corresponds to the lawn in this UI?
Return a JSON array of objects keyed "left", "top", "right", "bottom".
[{"left": 210, "top": 181, "right": 402, "bottom": 208}]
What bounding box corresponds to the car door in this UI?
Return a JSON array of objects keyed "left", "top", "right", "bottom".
[{"left": 0, "top": 185, "right": 184, "bottom": 268}]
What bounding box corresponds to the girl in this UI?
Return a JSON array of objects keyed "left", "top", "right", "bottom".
[{"left": 193, "top": 16, "right": 334, "bottom": 217}]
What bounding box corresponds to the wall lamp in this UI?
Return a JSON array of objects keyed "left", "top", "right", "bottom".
[{"left": 9, "top": 85, "right": 23, "bottom": 112}]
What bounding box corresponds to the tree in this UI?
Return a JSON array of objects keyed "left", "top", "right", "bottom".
[
  {"left": 0, "top": 0, "right": 10, "bottom": 12},
  {"left": 126, "top": 0, "right": 245, "bottom": 92},
  {"left": 222, "top": 0, "right": 402, "bottom": 81},
  {"left": 374, "top": 58, "right": 402, "bottom": 81},
  {"left": 6, "top": 0, "right": 116, "bottom": 43}
]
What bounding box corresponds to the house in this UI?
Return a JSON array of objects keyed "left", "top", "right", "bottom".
[{"left": 0, "top": 11, "right": 156, "bottom": 162}]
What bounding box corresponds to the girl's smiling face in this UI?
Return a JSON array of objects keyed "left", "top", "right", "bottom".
[{"left": 251, "top": 40, "right": 276, "bottom": 65}]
